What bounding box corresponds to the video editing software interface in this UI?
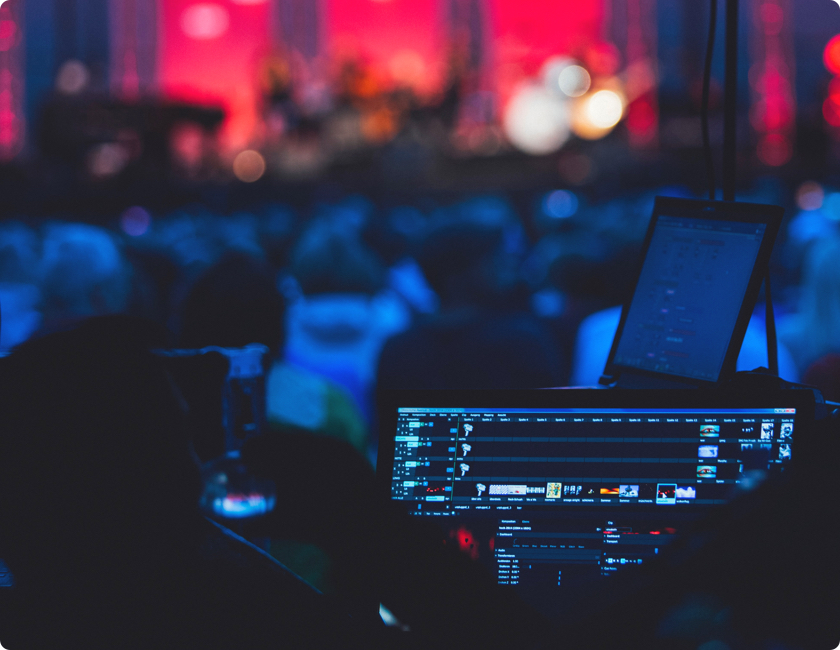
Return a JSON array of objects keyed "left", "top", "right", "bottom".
[
  {"left": 612, "top": 215, "right": 767, "bottom": 382},
  {"left": 389, "top": 404, "right": 794, "bottom": 615}
]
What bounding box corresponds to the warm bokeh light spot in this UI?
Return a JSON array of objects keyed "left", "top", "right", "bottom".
[
  {"left": 822, "top": 96, "right": 840, "bottom": 127},
  {"left": 181, "top": 4, "right": 229, "bottom": 40},
  {"left": 756, "top": 133, "right": 791, "bottom": 166},
  {"left": 0, "top": 19, "right": 16, "bottom": 52},
  {"left": 232, "top": 149, "right": 266, "bottom": 182},
  {"left": 585, "top": 90, "right": 623, "bottom": 129},
  {"left": 503, "top": 85, "right": 570, "bottom": 155},
  {"left": 824, "top": 35, "right": 840, "bottom": 75}
]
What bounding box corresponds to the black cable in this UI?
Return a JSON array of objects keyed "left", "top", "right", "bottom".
[
  {"left": 702, "top": 0, "right": 718, "bottom": 201},
  {"left": 764, "top": 271, "right": 779, "bottom": 376},
  {"left": 723, "top": 0, "right": 738, "bottom": 201}
]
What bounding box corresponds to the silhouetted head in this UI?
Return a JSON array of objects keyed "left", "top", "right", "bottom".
[
  {"left": 39, "top": 223, "right": 132, "bottom": 330},
  {"left": 416, "top": 222, "right": 503, "bottom": 307},
  {"left": 0, "top": 316, "right": 202, "bottom": 589},
  {"left": 178, "top": 252, "right": 285, "bottom": 357},
  {"left": 291, "top": 222, "right": 385, "bottom": 296}
]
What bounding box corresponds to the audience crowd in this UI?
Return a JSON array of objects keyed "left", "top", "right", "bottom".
[{"left": 0, "top": 183, "right": 839, "bottom": 648}]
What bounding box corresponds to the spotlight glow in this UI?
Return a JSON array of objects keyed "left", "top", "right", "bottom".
[
  {"left": 542, "top": 56, "right": 575, "bottom": 95},
  {"left": 824, "top": 35, "right": 840, "bottom": 75},
  {"left": 585, "top": 90, "right": 624, "bottom": 128},
  {"left": 181, "top": 4, "right": 229, "bottom": 40},
  {"left": 557, "top": 65, "right": 591, "bottom": 98},
  {"left": 503, "top": 85, "right": 570, "bottom": 155},
  {"left": 232, "top": 149, "right": 266, "bottom": 182}
]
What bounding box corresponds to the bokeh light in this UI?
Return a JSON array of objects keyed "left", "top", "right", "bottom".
[
  {"left": 824, "top": 35, "right": 840, "bottom": 75},
  {"left": 181, "top": 4, "right": 229, "bottom": 40},
  {"left": 557, "top": 65, "right": 591, "bottom": 98},
  {"left": 87, "top": 143, "right": 129, "bottom": 178},
  {"left": 0, "top": 19, "right": 17, "bottom": 53},
  {"left": 795, "top": 181, "right": 824, "bottom": 211},
  {"left": 542, "top": 57, "right": 574, "bottom": 94},
  {"left": 503, "top": 85, "right": 570, "bottom": 155},
  {"left": 823, "top": 81, "right": 840, "bottom": 126},
  {"left": 585, "top": 90, "right": 624, "bottom": 128},
  {"left": 542, "top": 190, "right": 579, "bottom": 219},
  {"left": 232, "top": 149, "right": 266, "bottom": 182},
  {"left": 756, "top": 133, "right": 791, "bottom": 166},
  {"left": 55, "top": 60, "right": 90, "bottom": 95},
  {"left": 570, "top": 88, "right": 625, "bottom": 140},
  {"left": 120, "top": 206, "right": 152, "bottom": 237}
]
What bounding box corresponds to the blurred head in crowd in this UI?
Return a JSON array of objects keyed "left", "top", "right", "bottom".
[
  {"left": 290, "top": 219, "right": 385, "bottom": 296},
  {"left": 0, "top": 316, "right": 202, "bottom": 590},
  {"left": 0, "top": 222, "right": 43, "bottom": 350},
  {"left": 786, "top": 235, "right": 840, "bottom": 370},
  {"left": 39, "top": 223, "right": 132, "bottom": 330},
  {"left": 416, "top": 220, "right": 507, "bottom": 309},
  {"left": 178, "top": 252, "right": 285, "bottom": 357},
  {"left": 548, "top": 239, "right": 638, "bottom": 310},
  {"left": 0, "top": 221, "right": 40, "bottom": 284}
]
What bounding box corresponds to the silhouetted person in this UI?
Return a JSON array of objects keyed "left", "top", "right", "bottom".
[
  {"left": 0, "top": 316, "right": 371, "bottom": 649},
  {"left": 176, "top": 251, "right": 369, "bottom": 458},
  {"left": 377, "top": 221, "right": 565, "bottom": 390}
]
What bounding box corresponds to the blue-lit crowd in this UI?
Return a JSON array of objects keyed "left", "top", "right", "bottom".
[
  {"left": 0, "top": 181, "right": 839, "bottom": 648},
  {"left": 2, "top": 184, "right": 840, "bottom": 452}
]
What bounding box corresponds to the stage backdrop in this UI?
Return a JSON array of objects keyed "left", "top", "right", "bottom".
[{"left": 157, "top": 0, "right": 604, "bottom": 151}]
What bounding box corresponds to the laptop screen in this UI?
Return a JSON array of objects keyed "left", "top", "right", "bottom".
[
  {"left": 604, "top": 198, "right": 783, "bottom": 386},
  {"left": 378, "top": 389, "right": 811, "bottom": 620}
]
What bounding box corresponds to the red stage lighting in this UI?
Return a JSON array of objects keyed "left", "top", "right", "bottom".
[{"left": 824, "top": 35, "right": 840, "bottom": 75}]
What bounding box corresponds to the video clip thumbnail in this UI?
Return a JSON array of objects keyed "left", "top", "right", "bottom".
[
  {"left": 656, "top": 483, "right": 677, "bottom": 505},
  {"left": 675, "top": 486, "right": 696, "bottom": 499},
  {"left": 619, "top": 484, "right": 639, "bottom": 498},
  {"left": 697, "top": 465, "right": 717, "bottom": 478},
  {"left": 698, "top": 445, "right": 718, "bottom": 458},
  {"left": 700, "top": 425, "right": 720, "bottom": 437},
  {"left": 761, "top": 422, "right": 774, "bottom": 440},
  {"left": 546, "top": 482, "right": 563, "bottom": 499}
]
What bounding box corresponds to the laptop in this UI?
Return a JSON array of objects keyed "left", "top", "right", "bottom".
[
  {"left": 601, "top": 197, "right": 783, "bottom": 388},
  {"left": 376, "top": 388, "right": 814, "bottom": 621}
]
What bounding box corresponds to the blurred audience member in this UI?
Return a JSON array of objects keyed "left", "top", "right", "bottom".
[
  {"left": 176, "top": 253, "right": 383, "bottom": 604},
  {"left": 177, "top": 252, "right": 369, "bottom": 456},
  {"left": 0, "top": 316, "right": 369, "bottom": 649},
  {"left": 780, "top": 236, "right": 840, "bottom": 386},
  {"left": 286, "top": 214, "right": 409, "bottom": 423},
  {"left": 38, "top": 223, "right": 132, "bottom": 332},
  {"left": 802, "top": 354, "right": 840, "bottom": 402},
  {"left": 545, "top": 241, "right": 637, "bottom": 381},
  {"left": 0, "top": 221, "right": 42, "bottom": 351},
  {"left": 377, "top": 220, "right": 565, "bottom": 390}
]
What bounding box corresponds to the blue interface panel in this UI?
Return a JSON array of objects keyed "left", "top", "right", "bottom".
[
  {"left": 390, "top": 406, "right": 794, "bottom": 510},
  {"left": 611, "top": 216, "right": 767, "bottom": 382},
  {"left": 388, "top": 405, "right": 795, "bottom": 614}
]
